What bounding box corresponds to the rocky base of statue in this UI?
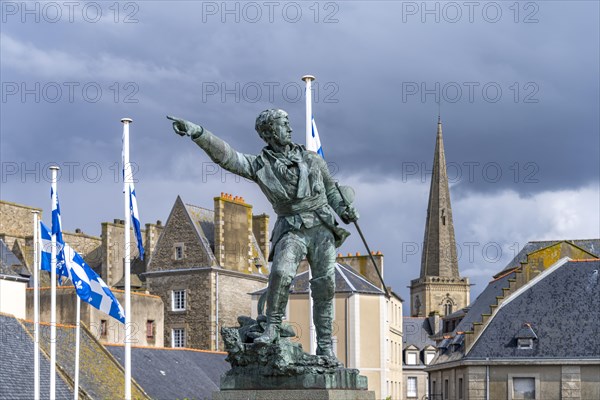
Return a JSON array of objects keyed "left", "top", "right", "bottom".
[{"left": 218, "top": 316, "right": 370, "bottom": 391}]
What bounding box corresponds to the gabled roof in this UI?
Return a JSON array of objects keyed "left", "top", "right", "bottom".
[
  {"left": 467, "top": 259, "right": 600, "bottom": 359},
  {"left": 105, "top": 345, "right": 229, "bottom": 400},
  {"left": 0, "top": 313, "right": 73, "bottom": 399},
  {"left": 0, "top": 239, "right": 29, "bottom": 280},
  {"left": 251, "top": 263, "right": 385, "bottom": 296},
  {"left": 496, "top": 239, "right": 600, "bottom": 276},
  {"left": 515, "top": 324, "right": 537, "bottom": 340}
]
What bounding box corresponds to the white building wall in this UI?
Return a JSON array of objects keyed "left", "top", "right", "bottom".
[{"left": 0, "top": 279, "right": 27, "bottom": 318}]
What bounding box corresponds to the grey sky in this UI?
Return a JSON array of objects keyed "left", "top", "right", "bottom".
[{"left": 1, "top": 1, "right": 599, "bottom": 313}]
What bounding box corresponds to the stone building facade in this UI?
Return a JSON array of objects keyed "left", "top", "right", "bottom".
[
  {"left": 143, "top": 194, "right": 269, "bottom": 351},
  {"left": 26, "top": 286, "right": 165, "bottom": 347},
  {"left": 1, "top": 199, "right": 167, "bottom": 346}
]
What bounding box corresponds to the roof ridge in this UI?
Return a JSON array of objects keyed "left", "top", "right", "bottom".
[
  {"left": 184, "top": 203, "right": 214, "bottom": 213},
  {"left": 337, "top": 263, "right": 383, "bottom": 292},
  {"left": 335, "top": 264, "right": 356, "bottom": 291},
  {"left": 103, "top": 342, "right": 227, "bottom": 355}
]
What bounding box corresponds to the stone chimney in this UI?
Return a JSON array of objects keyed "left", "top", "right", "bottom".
[
  {"left": 336, "top": 251, "right": 384, "bottom": 289},
  {"left": 252, "top": 213, "right": 270, "bottom": 262},
  {"left": 428, "top": 311, "right": 441, "bottom": 335},
  {"left": 101, "top": 220, "right": 143, "bottom": 287},
  {"left": 213, "top": 193, "right": 254, "bottom": 273},
  {"left": 144, "top": 220, "right": 164, "bottom": 262}
]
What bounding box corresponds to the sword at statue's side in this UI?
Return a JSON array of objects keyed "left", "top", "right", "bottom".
[{"left": 335, "top": 182, "right": 390, "bottom": 298}]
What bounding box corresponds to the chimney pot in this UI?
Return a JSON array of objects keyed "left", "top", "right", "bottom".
[
  {"left": 356, "top": 252, "right": 360, "bottom": 256},
  {"left": 75, "top": 228, "right": 82, "bottom": 234}
]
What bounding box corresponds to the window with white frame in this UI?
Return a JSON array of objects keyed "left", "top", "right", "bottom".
[
  {"left": 407, "top": 377, "right": 417, "bottom": 398},
  {"left": 425, "top": 350, "right": 436, "bottom": 364},
  {"left": 172, "top": 328, "right": 185, "bottom": 348},
  {"left": 172, "top": 289, "right": 186, "bottom": 311},
  {"left": 406, "top": 351, "right": 418, "bottom": 365},
  {"left": 513, "top": 377, "right": 535, "bottom": 400}
]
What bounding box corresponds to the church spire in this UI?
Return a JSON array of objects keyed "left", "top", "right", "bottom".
[{"left": 420, "top": 117, "right": 459, "bottom": 278}]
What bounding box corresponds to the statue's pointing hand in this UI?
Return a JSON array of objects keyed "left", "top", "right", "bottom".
[{"left": 167, "top": 116, "right": 204, "bottom": 139}]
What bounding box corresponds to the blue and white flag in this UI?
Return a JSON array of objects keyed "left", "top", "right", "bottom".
[
  {"left": 122, "top": 132, "right": 145, "bottom": 260},
  {"left": 309, "top": 116, "right": 325, "bottom": 159},
  {"left": 41, "top": 222, "right": 125, "bottom": 323},
  {"left": 49, "top": 188, "right": 68, "bottom": 279},
  {"left": 129, "top": 184, "right": 144, "bottom": 260}
]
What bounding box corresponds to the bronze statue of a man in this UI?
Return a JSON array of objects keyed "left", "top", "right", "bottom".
[{"left": 167, "top": 110, "right": 358, "bottom": 358}]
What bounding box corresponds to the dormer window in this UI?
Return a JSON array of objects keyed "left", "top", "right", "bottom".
[{"left": 515, "top": 323, "right": 537, "bottom": 350}]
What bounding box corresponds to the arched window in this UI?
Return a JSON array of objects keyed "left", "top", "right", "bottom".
[{"left": 443, "top": 299, "right": 453, "bottom": 316}]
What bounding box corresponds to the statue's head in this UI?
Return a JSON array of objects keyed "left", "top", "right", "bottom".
[{"left": 255, "top": 109, "right": 292, "bottom": 147}]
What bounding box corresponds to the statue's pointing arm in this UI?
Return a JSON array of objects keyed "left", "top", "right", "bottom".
[{"left": 167, "top": 116, "right": 257, "bottom": 181}]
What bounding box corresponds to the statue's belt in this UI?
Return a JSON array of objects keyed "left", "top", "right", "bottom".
[{"left": 272, "top": 196, "right": 329, "bottom": 217}]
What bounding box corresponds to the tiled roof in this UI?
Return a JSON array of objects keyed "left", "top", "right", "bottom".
[
  {"left": 21, "top": 321, "right": 149, "bottom": 399},
  {"left": 454, "top": 271, "right": 516, "bottom": 333},
  {"left": 515, "top": 324, "right": 538, "bottom": 340},
  {"left": 184, "top": 203, "right": 216, "bottom": 249},
  {"left": 184, "top": 201, "right": 268, "bottom": 268},
  {"left": 497, "top": 239, "right": 600, "bottom": 276},
  {"left": 402, "top": 317, "right": 435, "bottom": 351},
  {"left": 106, "top": 345, "right": 229, "bottom": 400},
  {"left": 183, "top": 202, "right": 218, "bottom": 266},
  {"left": 468, "top": 259, "right": 600, "bottom": 359},
  {"left": 0, "top": 313, "right": 73, "bottom": 400},
  {"left": 0, "top": 239, "right": 29, "bottom": 280},
  {"left": 251, "top": 263, "right": 385, "bottom": 295}
]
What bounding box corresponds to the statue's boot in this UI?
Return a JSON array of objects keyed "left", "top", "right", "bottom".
[
  {"left": 254, "top": 286, "right": 286, "bottom": 344},
  {"left": 314, "top": 299, "right": 339, "bottom": 362}
]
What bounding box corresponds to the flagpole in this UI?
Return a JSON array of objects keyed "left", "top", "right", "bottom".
[
  {"left": 301, "top": 75, "right": 317, "bottom": 355},
  {"left": 74, "top": 296, "right": 80, "bottom": 400},
  {"left": 121, "top": 117, "right": 133, "bottom": 400},
  {"left": 49, "top": 165, "right": 59, "bottom": 400},
  {"left": 32, "top": 211, "right": 40, "bottom": 400}
]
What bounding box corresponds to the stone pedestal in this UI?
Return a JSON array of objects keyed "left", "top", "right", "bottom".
[
  {"left": 213, "top": 389, "right": 376, "bottom": 400},
  {"left": 217, "top": 318, "right": 374, "bottom": 400}
]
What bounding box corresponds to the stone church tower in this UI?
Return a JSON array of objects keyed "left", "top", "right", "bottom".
[{"left": 410, "top": 118, "right": 470, "bottom": 317}]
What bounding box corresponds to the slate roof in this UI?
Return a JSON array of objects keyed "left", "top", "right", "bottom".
[
  {"left": 21, "top": 321, "right": 149, "bottom": 399},
  {"left": 454, "top": 271, "right": 516, "bottom": 333},
  {"left": 106, "top": 345, "right": 229, "bottom": 400},
  {"left": 0, "top": 239, "right": 29, "bottom": 280},
  {"left": 496, "top": 239, "right": 600, "bottom": 276},
  {"left": 402, "top": 317, "right": 435, "bottom": 351},
  {"left": 183, "top": 200, "right": 268, "bottom": 268},
  {"left": 468, "top": 259, "right": 600, "bottom": 359},
  {"left": 515, "top": 324, "right": 538, "bottom": 340},
  {"left": 251, "top": 263, "right": 385, "bottom": 296},
  {"left": 0, "top": 313, "right": 73, "bottom": 400}
]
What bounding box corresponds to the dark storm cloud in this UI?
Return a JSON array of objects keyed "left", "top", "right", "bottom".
[{"left": 1, "top": 1, "right": 598, "bottom": 307}]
